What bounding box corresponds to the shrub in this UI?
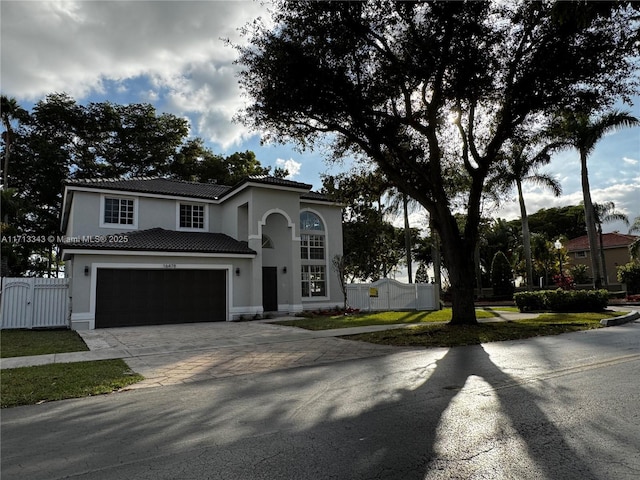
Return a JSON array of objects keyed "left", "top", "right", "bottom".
[
  {"left": 514, "top": 289, "right": 608, "bottom": 312},
  {"left": 491, "top": 251, "right": 514, "bottom": 297},
  {"left": 617, "top": 262, "right": 640, "bottom": 294},
  {"left": 513, "top": 291, "right": 547, "bottom": 312},
  {"left": 553, "top": 274, "right": 575, "bottom": 290},
  {"left": 569, "top": 264, "right": 590, "bottom": 284}
]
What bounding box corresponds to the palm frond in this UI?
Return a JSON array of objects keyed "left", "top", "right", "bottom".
[
  {"left": 594, "top": 201, "right": 629, "bottom": 226},
  {"left": 523, "top": 172, "right": 562, "bottom": 197}
]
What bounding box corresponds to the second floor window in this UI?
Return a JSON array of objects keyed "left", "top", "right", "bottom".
[
  {"left": 180, "top": 204, "right": 205, "bottom": 229},
  {"left": 104, "top": 197, "right": 134, "bottom": 225},
  {"left": 301, "top": 234, "right": 325, "bottom": 260}
]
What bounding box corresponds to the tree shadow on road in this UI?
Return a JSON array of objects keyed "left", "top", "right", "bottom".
[
  {"left": 352, "top": 339, "right": 600, "bottom": 479},
  {"left": 2, "top": 329, "right": 617, "bottom": 480}
]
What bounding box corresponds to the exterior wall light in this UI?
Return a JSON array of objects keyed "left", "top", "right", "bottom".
[
  {"left": 235, "top": 267, "right": 240, "bottom": 276},
  {"left": 282, "top": 266, "right": 287, "bottom": 274},
  {"left": 84, "top": 266, "right": 90, "bottom": 276}
]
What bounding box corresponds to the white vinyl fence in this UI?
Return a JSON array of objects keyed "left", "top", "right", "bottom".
[
  {"left": 0, "top": 277, "right": 70, "bottom": 329},
  {"left": 346, "top": 278, "right": 438, "bottom": 311}
]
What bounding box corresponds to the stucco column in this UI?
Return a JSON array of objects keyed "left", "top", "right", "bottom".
[
  {"left": 248, "top": 237, "right": 263, "bottom": 314},
  {"left": 290, "top": 236, "right": 303, "bottom": 313}
]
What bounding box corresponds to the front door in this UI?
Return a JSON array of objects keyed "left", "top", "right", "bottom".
[{"left": 262, "top": 267, "right": 278, "bottom": 312}]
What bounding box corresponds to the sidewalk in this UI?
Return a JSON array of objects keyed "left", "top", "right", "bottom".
[
  {"left": 0, "top": 321, "right": 426, "bottom": 388},
  {"left": 0, "top": 310, "right": 541, "bottom": 370},
  {"left": 1, "top": 309, "right": 636, "bottom": 389}
]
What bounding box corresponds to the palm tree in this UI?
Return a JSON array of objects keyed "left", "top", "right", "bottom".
[
  {"left": 551, "top": 110, "right": 639, "bottom": 288},
  {"left": 1, "top": 95, "right": 29, "bottom": 188},
  {"left": 594, "top": 201, "right": 629, "bottom": 286},
  {"left": 503, "top": 141, "right": 562, "bottom": 287},
  {"left": 387, "top": 188, "right": 420, "bottom": 283},
  {"left": 629, "top": 216, "right": 640, "bottom": 262}
]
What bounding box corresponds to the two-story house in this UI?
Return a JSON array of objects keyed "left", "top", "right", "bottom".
[
  {"left": 60, "top": 176, "right": 343, "bottom": 330},
  {"left": 565, "top": 232, "right": 639, "bottom": 288}
]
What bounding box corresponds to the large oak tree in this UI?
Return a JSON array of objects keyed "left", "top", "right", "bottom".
[{"left": 237, "top": 1, "right": 638, "bottom": 324}]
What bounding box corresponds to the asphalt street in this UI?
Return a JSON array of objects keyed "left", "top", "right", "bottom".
[{"left": 2, "top": 322, "right": 639, "bottom": 480}]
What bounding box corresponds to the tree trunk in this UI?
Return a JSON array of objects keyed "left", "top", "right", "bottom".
[
  {"left": 474, "top": 242, "right": 482, "bottom": 297},
  {"left": 516, "top": 179, "right": 533, "bottom": 288},
  {"left": 439, "top": 228, "right": 478, "bottom": 325},
  {"left": 2, "top": 128, "right": 11, "bottom": 188},
  {"left": 448, "top": 252, "right": 478, "bottom": 325},
  {"left": 580, "top": 151, "right": 602, "bottom": 289},
  {"left": 430, "top": 218, "right": 442, "bottom": 307},
  {"left": 403, "top": 193, "right": 412, "bottom": 283},
  {"left": 598, "top": 225, "right": 608, "bottom": 287}
]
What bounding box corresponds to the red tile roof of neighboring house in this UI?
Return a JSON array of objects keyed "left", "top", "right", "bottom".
[{"left": 565, "top": 232, "right": 639, "bottom": 251}]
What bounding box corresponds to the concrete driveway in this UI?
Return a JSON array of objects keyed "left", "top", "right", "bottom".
[{"left": 77, "top": 320, "right": 408, "bottom": 389}]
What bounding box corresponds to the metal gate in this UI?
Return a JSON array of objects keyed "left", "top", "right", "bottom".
[{"left": 0, "top": 277, "right": 70, "bottom": 329}]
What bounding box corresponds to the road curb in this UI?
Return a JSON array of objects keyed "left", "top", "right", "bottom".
[{"left": 600, "top": 310, "right": 640, "bottom": 327}]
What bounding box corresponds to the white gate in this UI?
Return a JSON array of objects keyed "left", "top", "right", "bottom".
[
  {"left": 0, "top": 277, "right": 70, "bottom": 329},
  {"left": 346, "top": 278, "right": 438, "bottom": 311}
]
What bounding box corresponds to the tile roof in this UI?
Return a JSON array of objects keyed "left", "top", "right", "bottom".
[
  {"left": 65, "top": 175, "right": 316, "bottom": 200},
  {"left": 243, "top": 175, "right": 312, "bottom": 190},
  {"left": 301, "top": 190, "right": 333, "bottom": 202},
  {"left": 62, "top": 228, "right": 256, "bottom": 255},
  {"left": 65, "top": 177, "right": 231, "bottom": 200},
  {"left": 566, "top": 232, "right": 639, "bottom": 251},
  {"left": 61, "top": 176, "right": 335, "bottom": 233}
]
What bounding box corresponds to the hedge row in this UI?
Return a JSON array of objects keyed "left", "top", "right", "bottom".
[{"left": 514, "top": 289, "right": 609, "bottom": 313}]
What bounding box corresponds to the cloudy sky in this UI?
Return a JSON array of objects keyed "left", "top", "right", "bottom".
[{"left": 2, "top": 1, "right": 639, "bottom": 235}]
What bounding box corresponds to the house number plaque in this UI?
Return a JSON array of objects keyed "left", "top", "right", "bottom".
[{"left": 163, "top": 264, "right": 177, "bottom": 269}]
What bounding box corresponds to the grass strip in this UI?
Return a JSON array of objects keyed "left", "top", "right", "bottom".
[
  {"left": 1, "top": 329, "right": 89, "bottom": 358},
  {"left": 1, "top": 359, "right": 143, "bottom": 408},
  {"left": 274, "top": 308, "right": 497, "bottom": 330},
  {"left": 343, "top": 312, "right": 623, "bottom": 348}
]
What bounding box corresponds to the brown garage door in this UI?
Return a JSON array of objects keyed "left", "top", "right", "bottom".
[{"left": 95, "top": 269, "right": 226, "bottom": 328}]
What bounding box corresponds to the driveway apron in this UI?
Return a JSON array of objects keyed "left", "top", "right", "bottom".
[{"left": 77, "top": 321, "right": 404, "bottom": 389}]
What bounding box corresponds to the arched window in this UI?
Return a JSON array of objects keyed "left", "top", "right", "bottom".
[
  {"left": 262, "top": 234, "right": 274, "bottom": 249},
  {"left": 300, "top": 211, "right": 324, "bottom": 231},
  {"left": 300, "top": 211, "right": 326, "bottom": 297}
]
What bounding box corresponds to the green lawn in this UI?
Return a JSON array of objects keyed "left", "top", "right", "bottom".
[
  {"left": 343, "top": 312, "right": 624, "bottom": 348},
  {"left": 274, "top": 308, "right": 498, "bottom": 330},
  {"left": 1, "top": 329, "right": 143, "bottom": 408},
  {"left": 1, "top": 329, "right": 89, "bottom": 358},
  {"left": 1, "top": 359, "right": 143, "bottom": 408}
]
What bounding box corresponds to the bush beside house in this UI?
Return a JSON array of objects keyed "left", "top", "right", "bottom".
[{"left": 617, "top": 262, "right": 640, "bottom": 295}]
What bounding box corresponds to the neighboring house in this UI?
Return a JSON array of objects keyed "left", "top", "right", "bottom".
[
  {"left": 565, "top": 232, "right": 638, "bottom": 288},
  {"left": 60, "top": 176, "right": 343, "bottom": 330}
]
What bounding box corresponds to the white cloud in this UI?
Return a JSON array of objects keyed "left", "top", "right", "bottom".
[
  {"left": 496, "top": 181, "right": 640, "bottom": 235},
  {"left": 0, "top": 0, "right": 268, "bottom": 148},
  {"left": 623, "top": 157, "right": 639, "bottom": 165},
  {"left": 276, "top": 158, "right": 302, "bottom": 178}
]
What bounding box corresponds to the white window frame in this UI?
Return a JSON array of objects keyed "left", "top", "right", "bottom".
[
  {"left": 300, "top": 210, "right": 329, "bottom": 300},
  {"left": 100, "top": 194, "right": 138, "bottom": 229},
  {"left": 176, "top": 202, "right": 208, "bottom": 231},
  {"left": 301, "top": 265, "right": 327, "bottom": 298},
  {"left": 301, "top": 234, "right": 325, "bottom": 260}
]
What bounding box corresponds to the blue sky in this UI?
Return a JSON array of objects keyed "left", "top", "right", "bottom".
[{"left": 2, "top": 1, "right": 639, "bottom": 235}]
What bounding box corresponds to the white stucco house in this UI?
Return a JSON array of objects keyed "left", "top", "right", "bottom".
[{"left": 60, "top": 176, "right": 343, "bottom": 330}]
